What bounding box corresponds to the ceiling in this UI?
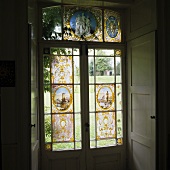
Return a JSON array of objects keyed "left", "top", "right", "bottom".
[{"left": 37, "top": 0, "right": 134, "bottom": 8}]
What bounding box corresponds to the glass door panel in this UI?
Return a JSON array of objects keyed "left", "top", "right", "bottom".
[
  {"left": 43, "top": 47, "right": 82, "bottom": 151},
  {"left": 88, "top": 48, "right": 123, "bottom": 148}
]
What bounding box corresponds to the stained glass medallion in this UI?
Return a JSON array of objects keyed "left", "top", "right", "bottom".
[
  {"left": 96, "top": 85, "right": 115, "bottom": 111},
  {"left": 104, "top": 10, "right": 121, "bottom": 42},
  {"left": 52, "top": 85, "right": 73, "bottom": 113},
  {"left": 63, "top": 7, "right": 102, "bottom": 41}
]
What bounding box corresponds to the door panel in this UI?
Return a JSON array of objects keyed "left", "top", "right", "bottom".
[
  {"left": 40, "top": 43, "right": 125, "bottom": 170},
  {"left": 127, "top": 32, "right": 156, "bottom": 170},
  {"left": 29, "top": 23, "right": 39, "bottom": 170}
]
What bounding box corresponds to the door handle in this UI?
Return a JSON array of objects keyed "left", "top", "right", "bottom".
[
  {"left": 31, "top": 124, "right": 36, "bottom": 128},
  {"left": 150, "top": 116, "right": 156, "bottom": 119},
  {"left": 85, "top": 123, "right": 90, "bottom": 132}
]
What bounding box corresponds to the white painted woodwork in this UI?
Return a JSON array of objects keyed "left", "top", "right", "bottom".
[
  {"left": 126, "top": 0, "right": 156, "bottom": 41},
  {"left": 127, "top": 32, "right": 156, "bottom": 170},
  {"left": 29, "top": 2, "right": 39, "bottom": 170}
]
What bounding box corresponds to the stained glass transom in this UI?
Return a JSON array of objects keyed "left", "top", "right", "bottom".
[
  {"left": 43, "top": 47, "right": 81, "bottom": 151},
  {"left": 42, "top": 6, "right": 122, "bottom": 42}
]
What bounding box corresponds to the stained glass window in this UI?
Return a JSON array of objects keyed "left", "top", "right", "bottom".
[
  {"left": 42, "top": 6, "right": 122, "bottom": 42},
  {"left": 43, "top": 47, "right": 81, "bottom": 151},
  {"left": 88, "top": 48, "right": 123, "bottom": 148}
]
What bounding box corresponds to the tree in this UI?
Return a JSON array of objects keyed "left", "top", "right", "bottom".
[
  {"left": 95, "top": 57, "right": 113, "bottom": 75},
  {"left": 42, "top": 6, "right": 62, "bottom": 40}
]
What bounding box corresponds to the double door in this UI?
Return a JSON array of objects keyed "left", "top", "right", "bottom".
[{"left": 40, "top": 42, "right": 125, "bottom": 170}]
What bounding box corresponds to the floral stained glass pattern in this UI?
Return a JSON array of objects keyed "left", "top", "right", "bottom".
[
  {"left": 96, "top": 112, "right": 116, "bottom": 139},
  {"left": 43, "top": 47, "right": 81, "bottom": 151},
  {"left": 51, "top": 55, "right": 73, "bottom": 84},
  {"left": 52, "top": 114, "right": 74, "bottom": 142}
]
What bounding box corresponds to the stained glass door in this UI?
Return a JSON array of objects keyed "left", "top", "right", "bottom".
[{"left": 40, "top": 43, "right": 125, "bottom": 170}]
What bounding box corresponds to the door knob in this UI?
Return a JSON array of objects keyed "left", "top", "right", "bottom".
[{"left": 150, "top": 116, "right": 156, "bottom": 119}]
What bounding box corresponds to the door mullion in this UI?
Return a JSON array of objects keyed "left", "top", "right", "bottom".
[{"left": 80, "top": 44, "right": 90, "bottom": 149}]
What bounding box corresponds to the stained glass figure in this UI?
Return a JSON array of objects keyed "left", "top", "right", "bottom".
[
  {"left": 63, "top": 7, "right": 102, "bottom": 41},
  {"left": 104, "top": 10, "right": 121, "bottom": 42}
]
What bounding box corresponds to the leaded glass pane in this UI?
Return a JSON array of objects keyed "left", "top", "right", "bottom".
[
  {"left": 45, "top": 115, "right": 51, "bottom": 142},
  {"left": 42, "top": 6, "right": 62, "bottom": 40},
  {"left": 52, "top": 114, "right": 74, "bottom": 142},
  {"left": 95, "top": 57, "right": 115, "bottom": 83},
  {"left": 89, "top": 85, "right": 95, "bottom": 112},
  {"left": 116, "top": 56, "right": 122, "bottom": 83},
  {"left": 63, "top": 7, "right": 102, "bottom": 42},
  {"left": 90, "top": 113, "right": 96, "bottom": 140},
  {"left": 44, "top": 85, "right": 51, "bottom": 113},
  {"left": 75, "top": 114, "right": 82, "bottom": 141},
  {"left": 53, "top": 143, "right": 74, "bottom": 151},
  {"left": 117, "top": 111, "right": 123, "bottom": 138},
  {"left": 52, "top": 85, "right": 73, "bottom": 113},
  {"left": 75, "top": 142, "right": 82, "bottom": 149},
  {"left": 74, "top": 56, "right": 80, "bottom": 84},
  {"left": 51, "top": 55, "right": 73, "bottom": 84},
  {"left": 96, "top": 112, "right": 116, "bottom": 139},
  {"left": 74, "top": 85, "right": 81, "bottom": 112},
  {"left": 43, "top": 55, "right": 51, "bottom": 84},
  {"left": 88, "top": 57, "right": 94, "bottom": 84},
  {"left": 96, "top": 85, "right": 115, "bottom": 111},
  {"left": 97, "top": 139, "right": 116, "bottom": 148},
  {"left": 104, "top": 9, "right": 121, "bottom": 42},
  {"left": 116, "top": 84, "right": 122, "bottom": 110},
  {"left": 45, "top": 143, "right": 52, "bottom": 151}
]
